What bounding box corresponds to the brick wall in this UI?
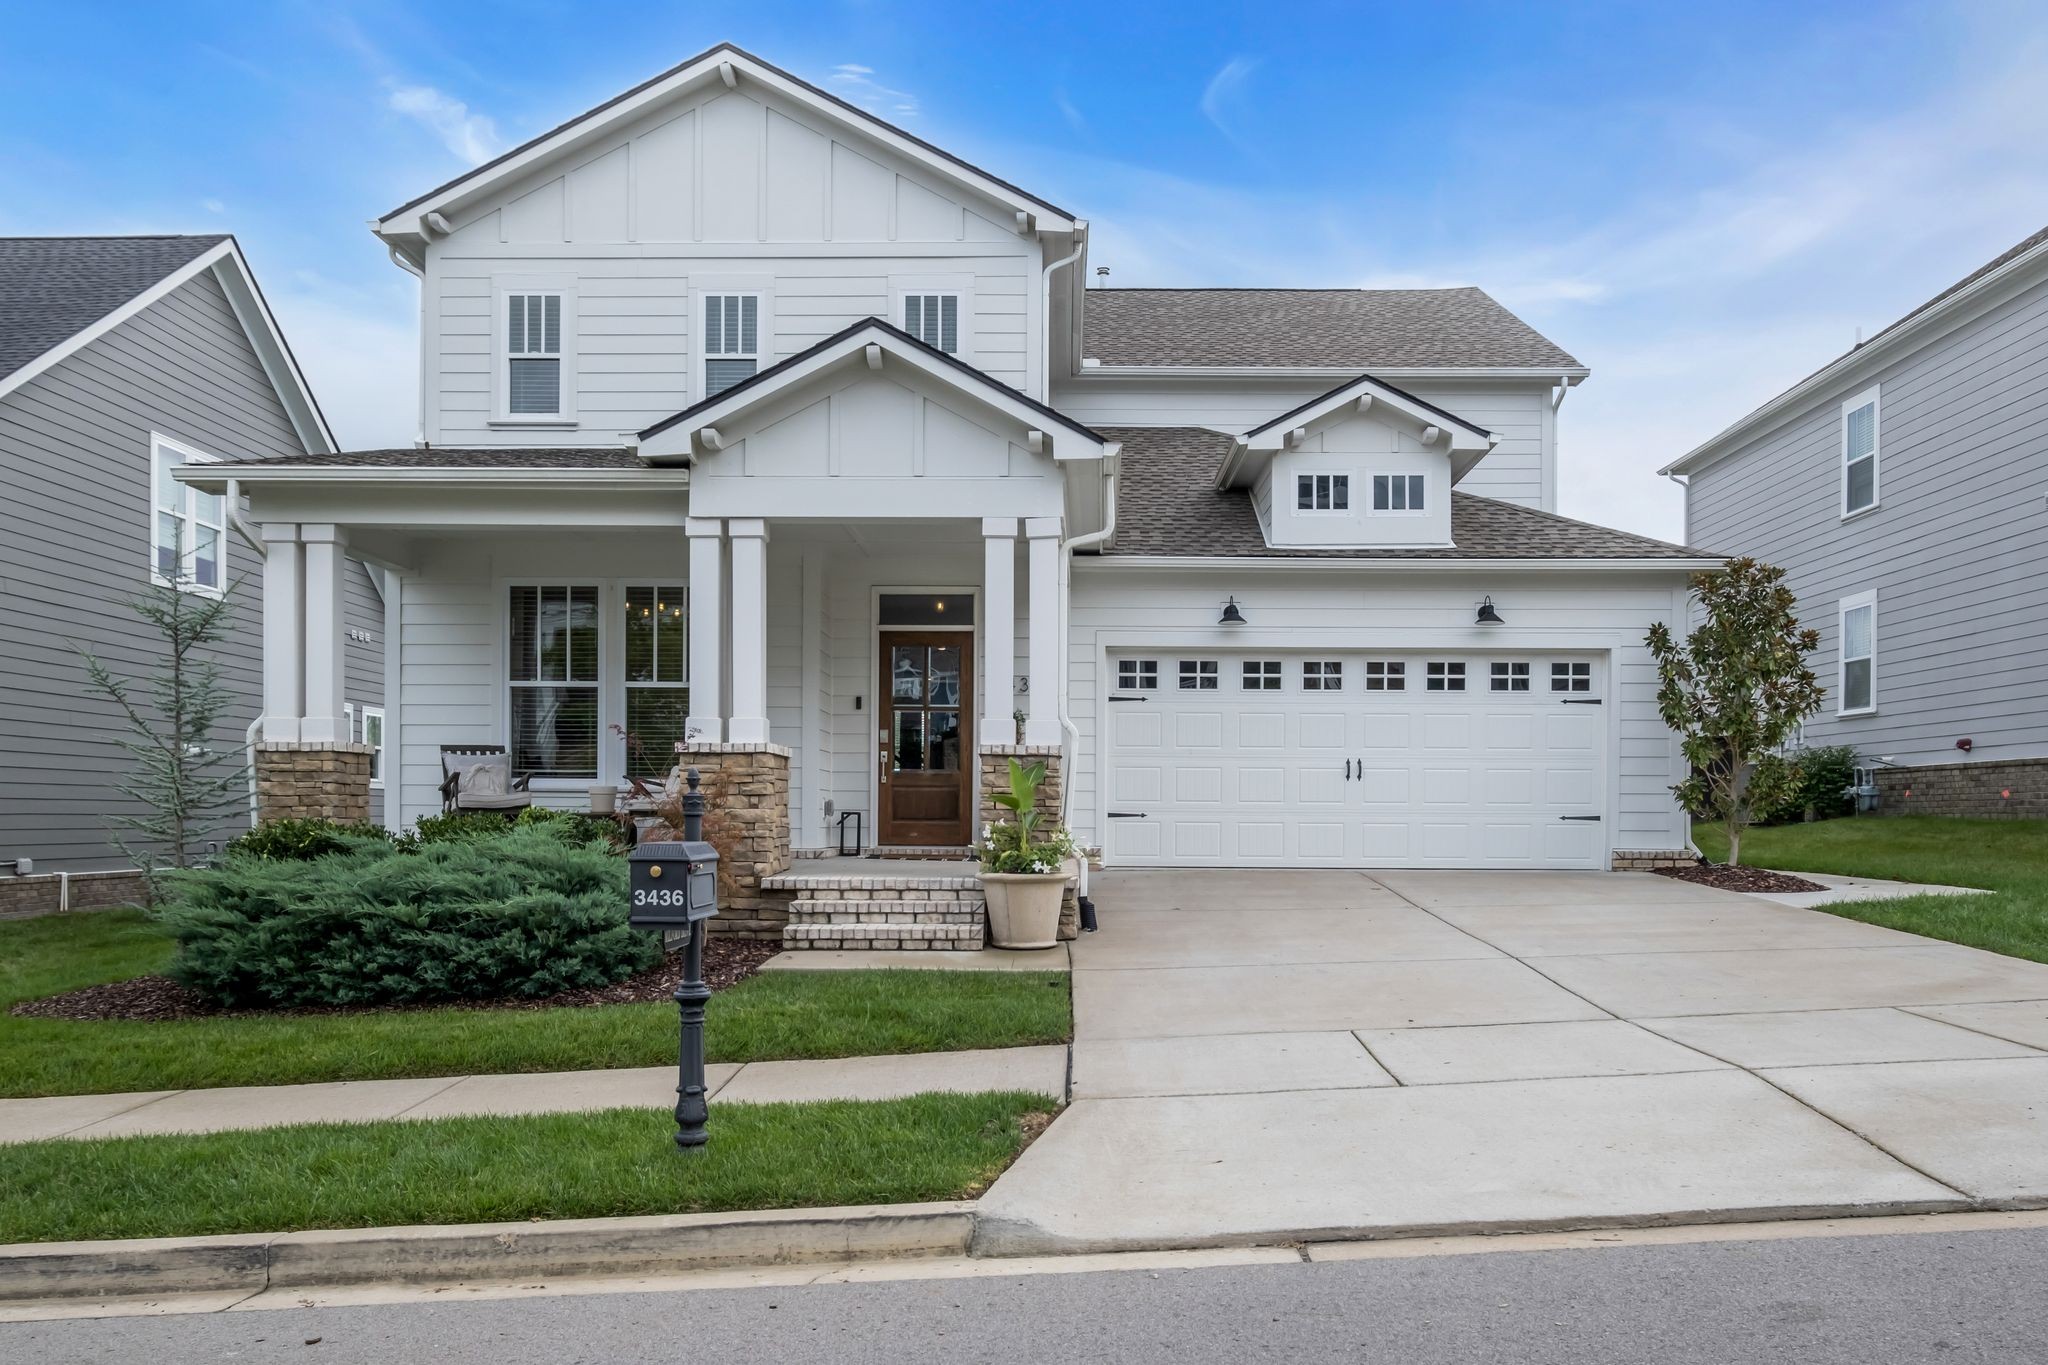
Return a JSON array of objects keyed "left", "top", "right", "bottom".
[
  {"left": 0, "top": 869, "right": 150, "bottom": 920},
  {"left": 1612, "top": 849, "right": 1696, "bottom": 871},
  {"left": 1875, "top": 757, "right": 2048, "bottom": 819},
  {"left": 255, "top": 743, "right": 373, "bottom": 824},
  {"left": 978, "top": 744, "right": 1078, "bottom": 941}
]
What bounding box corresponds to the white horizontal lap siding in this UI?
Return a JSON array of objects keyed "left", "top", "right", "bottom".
[
  {"left": 1065, "top": 566, "right": 1690, "bottom": 859},
  {"left": 1685, "top": 274, "right": 2048, "bottom": 765},
  {"left": 1401, "top": 383, "right": 1551, "bottom": 510},
  {"left": 395, "top": 568, "right": 497, "bottom": 830}
]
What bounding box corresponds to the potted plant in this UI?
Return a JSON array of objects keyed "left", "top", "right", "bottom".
[{"left": 978, "top": 757, "right": 1075, "bottom": 949}]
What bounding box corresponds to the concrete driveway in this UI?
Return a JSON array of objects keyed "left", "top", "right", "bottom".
[{"left": 977, "top": 869, "right": 2048, "bottom": 1254}]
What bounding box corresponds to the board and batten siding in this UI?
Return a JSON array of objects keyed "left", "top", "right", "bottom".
[
  {"left": 1062, "top": 564, "right": 1692, "bottom": 858},
  {"left": 0, "top": 270, "right": 381, "bottom": 872},
  {"left": 1050, "top": 376, "right": 1558, "bottom": 510},
  {"left": 1685, "top": 272, "right": 2048, "bottom": 766}
]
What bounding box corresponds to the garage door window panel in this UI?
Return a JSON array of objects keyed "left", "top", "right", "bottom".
[
  {"left": 1303, "top": 660, "right": 1343, "bottom": 691},
  {"left": 1118, "top": 659, "right": 1159, "bottom": 691},
  {"left": 1551, "top": 661, "right": 1591, "bottom": 692},
  {"left": 1364, "top": 661, "right": 1405, "bottom": 691},
  {"left": 1179, "top": 660, "right": 1219, "bottom": 691},
  {"left": 1242, "top": 660, "right": 1282, "bottom": 691},
  {"left": 1490, "top": 661, "right": 1530, "bottom": 692},
  {"left": 1426, "top": 661, "right": 1466, "bottom": 692}
]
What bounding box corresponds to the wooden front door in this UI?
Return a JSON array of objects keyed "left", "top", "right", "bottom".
[{"left": 878, "top": 631, "right": 974, "bottom": 846}]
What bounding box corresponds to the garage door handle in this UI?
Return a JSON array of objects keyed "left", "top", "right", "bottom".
[
  {"left": 1559, "top": 815, "right": 1603, "bottom": 822},
  {"left": 1345, "top": 760, "right": 1353, "bottom": 780},
  {"left": 1106, "top": 811, "right": 1147, "bottom": 819}
]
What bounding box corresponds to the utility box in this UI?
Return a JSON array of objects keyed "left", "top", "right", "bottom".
[{"left": 628, "top": 841, "right": 720, "bottom": 928}]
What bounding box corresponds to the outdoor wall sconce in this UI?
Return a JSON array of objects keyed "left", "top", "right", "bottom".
[
  {"left": 1476, "top": 596, "right": 1505, "bottom": 625},
  {"left": 1219, "top": 596, "right": 1247, "bottom": 625}
]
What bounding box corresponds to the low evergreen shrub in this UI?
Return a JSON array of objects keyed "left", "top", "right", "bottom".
[
  {"left": 226, "top": 818, "right": 394, "bottom": 861},
  {"left": 1757, "top": 745, "right": 1860, "bottom": 824}
]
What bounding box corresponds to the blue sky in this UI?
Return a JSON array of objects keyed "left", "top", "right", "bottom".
[{"left": 6, "top": 0, "right": 2047, "bottom": 540}]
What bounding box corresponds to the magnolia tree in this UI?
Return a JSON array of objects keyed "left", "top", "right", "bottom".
[{"left": 1645, "top": 557, "right": 1823, "bottom": 867}]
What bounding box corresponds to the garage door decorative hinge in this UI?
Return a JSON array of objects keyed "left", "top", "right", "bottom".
[
  {"left": 1559, "top": 698, "right": 1603, "bottom": 705},
  {"left": 1107, "top": 696, "right": 1151, "bottom": 703},
  {"left": 1106, "top": 811, "right": 1148, "bottom": 819},
  {"left": 1558, "top": 815, "right": 1603, "bottom": 822}
]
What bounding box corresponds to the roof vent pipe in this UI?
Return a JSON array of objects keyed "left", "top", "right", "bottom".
[{"left": 1094, "top": 266, "right": 1109, "bottom": 289}]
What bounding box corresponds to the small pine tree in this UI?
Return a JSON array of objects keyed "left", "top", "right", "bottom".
[
  {"left": 74, "top": 526, "right": 249, "bottom": 885},
  {"left": 1646, "top": 557, "right": 1824, "bottom": 867}
]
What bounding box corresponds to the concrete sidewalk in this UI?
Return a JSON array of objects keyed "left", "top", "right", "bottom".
[
  {"left": 0, "top": 1045, "right": 1069, "bottom": 1145},
  {"left": 1748, "top": 870, "right": 1990, "bottom": 910}
]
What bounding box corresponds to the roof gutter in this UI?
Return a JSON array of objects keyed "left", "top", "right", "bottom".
[
  {"left": 1075, "top": 555, "right": 1723, "bottom": 573},
  {"left": 1073, "top": 364, "right": 1592, "bottom": 382}
]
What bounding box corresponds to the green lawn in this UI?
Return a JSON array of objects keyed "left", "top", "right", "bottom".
[
  {"left": 0, "top": 911, "right": 1071, "bottom": 1099},
  {"left": 0, "top": 1092, "right": 1053, "bottom": 1244},
  {"left": 1695, "top": 816, "right": 2048, "bottom": 964}
]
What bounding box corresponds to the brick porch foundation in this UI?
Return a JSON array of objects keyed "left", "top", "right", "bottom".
[
  {"left": 255, "top": 742, "right": 373, "bottom": 824},
  {"left": 1875, "top": 757, "right": 2048, "bottom": 818},
  {"left": 671, "top": 742, "right": 793, "bottom": 939}
]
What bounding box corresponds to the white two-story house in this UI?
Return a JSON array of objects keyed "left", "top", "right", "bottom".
[{"left": 178, "top": 43, "right": 1717, "bottom": 939}]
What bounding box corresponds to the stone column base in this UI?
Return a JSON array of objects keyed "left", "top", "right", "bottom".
[
  {"left": 978, "top": 744, "right": 1077, "bottom": 941},
  {"left": 670, "top": 743, "right": 793, "bottom": 939},
  {"left": 255, "top": 742, "right": 373, "bottom": 824},
  {"left": 1612, "top": 849, "right": 1697, "bottom": 871}
]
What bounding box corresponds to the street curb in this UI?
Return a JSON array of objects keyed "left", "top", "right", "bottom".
[{"left": 0, "top": 1202, "right": 976, "bottom": 1302}]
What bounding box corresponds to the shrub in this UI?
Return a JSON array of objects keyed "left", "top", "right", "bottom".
[
  {"left": 155, "top": 824, "right": 659, "bottom": 1008},
  {"left": 226, "top": 818, "right": 393, "bottom": 862},
  {"left": 405, "top": 806, "right": 626, "bottom": 852},
  {"left": 1757, "top": 745, "right": 1860, "bottom": 824}
]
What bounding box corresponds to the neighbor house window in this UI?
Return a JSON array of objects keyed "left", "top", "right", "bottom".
[
  {"left": 509, "top": 585, "right": 601, "bottom": 780},
  {"left": 1242, "top": 660, "right": 1282, "bottom": 690},
  {"left": 1302, "top": 660, "right": 1343, "bottom": 690},
  {"left": 1842, "top": 386, "right": 1879, "bottom": 516},
  {"left": 343, "top": 705, "right": 387, "bottom": 787},
  {"left": 149, "top": 434, "right": 225, "bottom": 595},
  {"left": 1426, "top": 661, "right": 1466, "bottom": 692},
  {"left": 1117, "top": 659, "right": 1159, "bottom": 690},
  {"left": 1363, "top": 661, "right": 1405, "bottom": 691},
  {"left": 1839, "top": 592, "right": 1876, "bottom": 714},
  {"left": 1178, "top": 659, "right": 1219, "bottom": 690},
  {"left": 1297, "top": 474, "right": 1349, "bottom": 511},
  {"left": 1372, "top": 474, "right": 1426, "bottom": 512},
  {"left": 624, "top": 585, "right": 688, "bottom": 780},
  {"left": 506, "top": 293, "right": 563, "bottom": 415},
  {"left": 903, "top": 293, "right": 960, "bottom": 353},
  {"left": 1551, "top": 661, "right": 1592, "bottom": 693},
  {"left": 704, "top": 293, "right": 760, "bottom": 398},
  {"left": 1490, "top": 661, "right": 1530, "bottom": 692}
]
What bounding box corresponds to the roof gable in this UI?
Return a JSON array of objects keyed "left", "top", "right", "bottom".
[{"left": 1219, "top": 371, "right": 1496, "bottom": 491}]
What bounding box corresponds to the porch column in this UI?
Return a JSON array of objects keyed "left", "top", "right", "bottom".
[
  {"left": 727, "top": 518, "right": 770, "bottom": 745},
  {"left": 1024, "top": 517, "right": 1062, "bottom": 746},
  {"left": 299, "top": 523, "right": 347, "bottom": 744},
  {"left": 258, "top": 523, "right": 302, "bottom": 742},
  {"left": 981, "top": 518, "right": 1017, "bottom": 742},
  {"left": 685, "top": 518, "right": 725, "bottom": 743}
]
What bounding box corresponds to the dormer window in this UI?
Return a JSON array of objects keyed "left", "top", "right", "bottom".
[
  {"left": 1372, "top": 474, "right": 1426, "bottom": 513},
  {"left": 1297, "top": 474, "right": 1349, "bottom": 511}
]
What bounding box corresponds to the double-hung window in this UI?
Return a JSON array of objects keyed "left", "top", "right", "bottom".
[
  {"left": 150, "top": 435, "right": 225, "bottom": 594},
  {"left": 1372, "top": 474, "right": 1426, "bottom": 512},
  {"left": 623, "top": 585, "right": 689, "bottom": 780},
  {"left": 1839, "top": 592, "right": 1876, "bottom": 715},
  {"left": 1842, "top": 386, "right": 1879, "bottom": 516},
  {"left": 1297, "top": 474, "right": 1349, "bottom": 511},
  {"left": 509, "top": 585, "right": 602, "bottom": 781},
  {"left": 345, "top": 704, "right": 387, "bottom": 787},
  {"left": 506, "top": 293, "right": 564, "bottom": 415},
  {"left": 704, "top": 294, "right": 760, "bottom": 398},
  {"left": 903, "top": 293, "right": 960, "bottom": 353}
]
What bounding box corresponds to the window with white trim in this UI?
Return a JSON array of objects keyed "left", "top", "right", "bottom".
[
  {"left": 506, "top": 293, "right": 563, "bottom": 415},
  {"left": 1372, "top": 474, "right": 1426, "bottom": 512},
  {"left": 1178, "top": 659, "right": 1218, "bottom": 691},
  {"left": 1242, "top": 659, "right": 1282, "bottom": 690},
  {"left": 508, "top": 585, "right": 602, "bottom": 780},
  {"left": 704, "top": 293, "right": 760, "bottom": 398},
  {"left": 1490, "top": 661, "right": 1530, "bottom": 692},
  {"left": 342, "top": 704, "right": 387, "bottom": 787},
  {"left": 1426, "top": 661, "right": 1466, "bottom": 692},
  {"left": 623, "top": 585, "right": 689, "bottom": 780},
  {"left": 902, "top": 293, "right": 960, "bottom": 354},
  {"left": 1839, "top": 592, "right": 1876, "bottom": 714},
  {"left": 1117, "top": 659, "right": 1159, "bottom": 691},
  {"left": 1551, "top": 661, "right": 1591, "bottom": 693},
  {"left": 1296, "top": 473, "right": 1349, "bottom": 511},
  {"left": 150, "top": 434, "right": 224, "bottom": 595},
  {"left": 1364, "top": 660, "right": 1405, "bottom": 691},
  {"left": 1842, "top": 386, "right": 1879, "bottom": 516},
  {"left": 1302, "top": 660, "right": 1343, "bottom": 690}
]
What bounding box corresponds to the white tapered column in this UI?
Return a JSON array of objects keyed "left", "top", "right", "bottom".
[
  {"left": 1024, "top": 517, "right": 1062, "bottom": 746},
  {"left": 685, "top": 518, "right": 725, "bottom": 743},
  {"left": 298, "top": 523, "right": 347, "bottom": 744},
  {"left": 981, "top": 518, "right": 1018, "bottom": 740},
  {"left": 259, "top": 523, "right": 303, "bottom": 742},
  {"left": 727, "top": 518, "right": 770, "bottom": 745}
]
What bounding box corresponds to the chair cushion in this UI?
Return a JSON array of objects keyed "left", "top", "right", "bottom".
[
  {"left": 457, "top": 793, "right": 532, "bottom": 811},
  {"left": 463, "top": 762, "right": 510, "bottom": 797}
]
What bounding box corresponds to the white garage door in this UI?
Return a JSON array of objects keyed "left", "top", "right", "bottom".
[{"left": 1103, "top": 651, "right": 1607, "bottom": 869}]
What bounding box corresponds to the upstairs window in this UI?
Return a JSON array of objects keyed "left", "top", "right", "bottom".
[
  {"left": 1302, "top": 660, "right": 1343, "bottom": 691},
  {"left": 1373, "top": 474, "right": 1426, "bottom": 512},
  {"left": 704, "top": 293, "right": 760, "bottom": 398},
  {"left": 1242, "top": 660, "right": 1282, "bottom": 690},
  {"left": 506, "top": 293, "right": 563, "bottom": 415},
  {"left": 1297, "top": 474, "right": 1349, "bottom": 511},
  {"left": 1842, "top": 386, "right": 1879, "bottom": 516},
  {"left": 903, "top": 293, "right": 960, "bottom": 353},
  {"left": 1426, "top": 661, "right": 1466, "bottom": 692},
  {"left": 1363, "top": 661, "right": 1405, "bottom": 691},
  {"left": 1490, "top": 661, "right": 1530, "bottom": 692},
  {"left": 1839, "top": 592, "right": 1876, "bottom": 714},
  {"left": 1178, "top": 659, "right": 1219, "bottom": 691},
  {"left": 1117, "top": 659, "right": 1159, "bottom": 691},
  {"left": 150, "top": 434, "right": 224, "bottom": 595}
]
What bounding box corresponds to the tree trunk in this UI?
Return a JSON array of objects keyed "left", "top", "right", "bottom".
[{"left": 1727, "top": 823, "right": 1743, "bottom": 868}]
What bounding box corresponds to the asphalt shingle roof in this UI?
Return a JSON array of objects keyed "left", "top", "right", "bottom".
[
  {"left": 1101, "top": 427, "right": 1708, "bottom": 560},
  {"left": 214, "top": 447, "right": 643, "bottom": 469},
  {"left": 1082, "top": 287, "right": 1582, "bottom": 371},
  {"left": 0, "top": 235, "right": 229, "bottom": 382}
]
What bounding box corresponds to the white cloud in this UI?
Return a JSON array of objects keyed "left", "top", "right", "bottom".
[
  {"left": 1198, "top": 56, "right": 1259, "bottom": 147},
  {"left": 1053, "top": 87, "right": 1087, "bottom": 136},
  {"left": 387, "top": 83, "right": 501, "bottom": 166},
  {"left": 201, "top": 198, "right": 226, "bottom": 215},
  {"left": 829, "top": 63, "right": 919, "bottom": 120}
]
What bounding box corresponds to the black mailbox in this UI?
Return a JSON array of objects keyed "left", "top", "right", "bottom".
[{"left": 628, "top": 841, "right": 720, "bottom": 927}]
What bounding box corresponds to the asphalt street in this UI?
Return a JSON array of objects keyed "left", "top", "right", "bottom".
[{"left": 9, "top": 1222, "right": 2048, "bottom": 1364}]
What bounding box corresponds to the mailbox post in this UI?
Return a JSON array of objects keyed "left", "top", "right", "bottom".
[{"left": 627, "top": 769, "right": 720, "bottom": 1150}]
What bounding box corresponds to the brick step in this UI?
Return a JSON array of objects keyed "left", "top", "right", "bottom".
[
  {"left": 787, "top": 898, "right": 987, "bottom": 927},
  {"left": 783, "top": 921, "right": 986, "bottom": 950}
]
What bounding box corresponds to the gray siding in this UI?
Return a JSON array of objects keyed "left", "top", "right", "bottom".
[
  {"left": 0, "top": 270, "right": 382, "bottom": 872},
  {"left": 1686, "top": 273, "right": 2048, "bottom": 766}
]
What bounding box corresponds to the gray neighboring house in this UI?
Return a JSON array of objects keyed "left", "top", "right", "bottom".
[
  {"left": 0, "top": 235, "right": 385, "bottom": 910},
  {"left": 1662, "top": 223, "right": 2048, "bottom": 816}
]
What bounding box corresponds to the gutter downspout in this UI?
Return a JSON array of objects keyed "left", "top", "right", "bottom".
[
  {"left": 228, "top": 476, "right": 267, "bottom": 826},
  {"left": 1057, "top": 448, "right": 1119, "bottom": 928},
  {"left": 1040, "top": 228, "right": 1086, "bottom": 400},
  {"left": 386, "top": 246, "right": 429, "bottom": 447}
]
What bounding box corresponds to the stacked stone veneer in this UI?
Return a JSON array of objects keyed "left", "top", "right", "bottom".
[
  {"left": 1876, "top": 758, "right": 2048, "bottom": 818},
  {"left": 978, "top": 743, "right": 1080, "bottom": 942},
  {"left": 771, "top": 869, "right": 988, "bottom": 951},
  {"left": 256, "top": 742, "right": 373, "bottom": 824},
  {"left": 1611, "top": 849, "right": 1697, "bottom": 871},
  {"left": 672, "top": 743, "right": 793, "bottom": 939}
]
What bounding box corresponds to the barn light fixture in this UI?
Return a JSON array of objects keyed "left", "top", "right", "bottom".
[
  {"left": 1475, "top": 597, "right": 1505, "bottom": 625},
  {"left": 1219, "top": 597, "right": 1247, "bottom": 625}
]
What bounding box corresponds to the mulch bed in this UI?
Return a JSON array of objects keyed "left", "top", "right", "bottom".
[
  {"left": 1652, "top": 863, "right": 1830, "bottom": 894},
  {"left": 10, "top": 937, "right": 782, "bottom": 1024}
]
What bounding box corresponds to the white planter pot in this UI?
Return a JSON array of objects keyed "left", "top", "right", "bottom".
[
  {"left": 587, "top": 786, "right": 618, "bottom": 815},
  {"left": 980, "top": 871, "right": 1066, "bottom": 950}
]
